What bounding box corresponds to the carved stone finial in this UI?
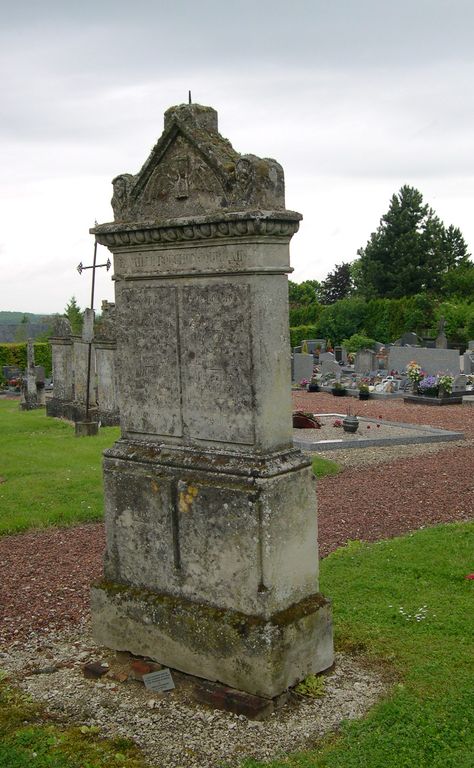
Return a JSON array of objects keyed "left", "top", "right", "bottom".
[
  {"left": 111, "top": 174, "right": 135, "bottom": 221},
  {"left": 105, "top": 103, "right": 285, "bottom": 225}
]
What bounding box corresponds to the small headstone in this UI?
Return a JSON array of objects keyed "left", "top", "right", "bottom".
[
  {"left": 452, "top": 374, "right": 468, "bottom": 393},
  {"left": 321, "top": 359, "right": 341, "bottom": 377},
  {"left": 293, "top": 352, "right": 313, "bottom": 383},
  {"left": 463, "top": 352, "right": 474, "bottom": 374},
  {"left": 354, "top": 349, "right": 376, "bottom": 374},
  {"left": 400, "top": 332, "right": 421, "bottom": 346}
]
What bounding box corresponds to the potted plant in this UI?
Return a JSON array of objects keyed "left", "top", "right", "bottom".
[
  {"left": 308, "top": 375, "right": 320, "bottom": 393},
  {"left": 358, "top": 382, "right": 370, "bottom": 400},
  {"left": 299, "top": 378, "right": 309, "bottom": 389},
  {"left": 406, "top": 360, "right": 424, "bottom": 393},
  {"left": 418, "top": 376, "right": 439, "bottom": 397},
  {"left": 331, "top": 381, "right": 347, "bottom": 397},
  {"left": 437, "top": 374, "right": 453, "bottom": 398}
]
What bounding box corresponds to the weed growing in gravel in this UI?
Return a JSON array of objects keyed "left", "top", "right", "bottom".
[
  {"left": 241, "top": 521, "right": 474, "bottom": 768},
  {"left": 294, "top": 674, "right": 325, "bottom": 698},
  {"left": 0, "top": 400, "right": 119, "bottom": 535}
]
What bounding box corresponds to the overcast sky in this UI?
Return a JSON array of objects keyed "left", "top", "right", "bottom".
[{"left": 1, "top": 0, "right": 474, "bottom": 314}]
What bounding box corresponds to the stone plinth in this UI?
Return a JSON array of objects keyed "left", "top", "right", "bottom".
[
  {"left": 75, "top": 420, "right": 99, "bottom": 437},
  {"left": 90, "top": 103, "right": 333, "bottom": 699}
]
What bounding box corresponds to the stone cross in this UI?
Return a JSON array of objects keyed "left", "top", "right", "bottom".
[{"left": 91, "top": 103, "right": 333, "bottom": 700}]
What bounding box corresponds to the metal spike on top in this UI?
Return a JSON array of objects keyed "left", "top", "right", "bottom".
[{"left": 188, "top": 90, "right": 192, "bottom": 104}]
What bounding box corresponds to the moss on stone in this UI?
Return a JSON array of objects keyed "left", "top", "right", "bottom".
[{"left": 94, "top": 580, "right": 328, "bottom": 655}]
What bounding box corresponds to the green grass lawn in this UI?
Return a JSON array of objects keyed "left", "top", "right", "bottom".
[
  {"left": 242, "top": 522, "right": 474, "bottom": 768},
  {"left": 0, "top": 400, "right": 340, "bottom": 536},
  {"left": 0, "top": 399, "right": 119, "bottom": 535}
]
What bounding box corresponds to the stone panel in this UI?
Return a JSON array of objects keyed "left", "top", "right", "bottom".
[
  {"left": 180, "top": 283, "right": 254, "bottom": 444},
  {"left": 116, "top": 284, "right": 182, "bottom": 436}
]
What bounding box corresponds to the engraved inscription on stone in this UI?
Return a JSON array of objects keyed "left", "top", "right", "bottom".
[
  {"left": 179, "top": 283, "right": 255, "bottom": 444},
  {"left": 116, "top": 285, "right": 182, "bottom": 436},
  {"left": 116, "top": 246, "right": 250, "bottom": 278},
  {"left": 143, "top": 668, "right": 175, "bottom": 692}
]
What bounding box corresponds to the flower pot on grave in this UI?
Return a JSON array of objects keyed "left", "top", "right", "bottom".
[
  {"left": 308, "top": 383, "right": 320, "bottom": 392},
  {"left": 342, "top": 415, "right": 359, "bottom": 433},
  {"left": 331, "top": 387, "right": 347, "bottom": 397},
  {"left": 358, "top": 392, "right": 370, "bottom": 400}
]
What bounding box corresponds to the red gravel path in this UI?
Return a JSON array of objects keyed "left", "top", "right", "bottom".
[{"left": 0, "top": 396, "right": 473, "bottom": 646}]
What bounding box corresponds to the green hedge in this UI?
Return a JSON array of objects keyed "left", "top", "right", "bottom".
[
  {"left": 0, "top": 343, "right": 52, "bottom": 378},
  {"left": 289, "top": 325, "right": 319, "bottom": 348}
]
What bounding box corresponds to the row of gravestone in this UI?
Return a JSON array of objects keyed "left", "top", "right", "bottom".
[
  {"left": 46, "top": 302, "right": 119, "bottom": 425},
  {"left": 293, "top": 349, "right": 473, "bottom": 390},
  {"left": 292, "top": 339, "right": 474, "bottom": 384}
]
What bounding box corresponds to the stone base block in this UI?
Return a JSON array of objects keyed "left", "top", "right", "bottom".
[
  {"left": 46, "top": 397, "right": 69, "bottom": 418},
  {"left": 98, "top": 409, "right": 120, "bottom": 426},
  {"left": 463, "top": 396, "right": 474, "bottom": 407},
  {"left": 20, "top": 396, "right": 40, "bottom": 411},
  {"left": 75, "top": 421, "right": 99, "bottom": 437},
  {"left": 91, "top": 581, "right": 334, "bottom": 699}
]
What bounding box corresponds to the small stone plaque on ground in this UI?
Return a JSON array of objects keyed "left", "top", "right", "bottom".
[{"left": 143, "top": 668, "right": 175, "bottom": 692}]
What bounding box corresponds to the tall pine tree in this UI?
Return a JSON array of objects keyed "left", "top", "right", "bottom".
[{"left": 356, "top": 185, "right": 470, "bottom": 298}]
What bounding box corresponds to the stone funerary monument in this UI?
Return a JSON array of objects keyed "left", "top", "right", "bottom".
[{"left": 91, "top": 102, "right": 333, "bottom": 699}]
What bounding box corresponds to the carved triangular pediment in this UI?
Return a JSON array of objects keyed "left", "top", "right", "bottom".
[{"left": 110, "top": 103, "right": 286, "bottom": 222}]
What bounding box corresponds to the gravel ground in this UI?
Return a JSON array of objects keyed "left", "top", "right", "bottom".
[
  {"left": 1, "top": 628, "right": 389, "bottom": 768},
  {"left": 0, "top": 395, "right": 472, "bottom": 766}
]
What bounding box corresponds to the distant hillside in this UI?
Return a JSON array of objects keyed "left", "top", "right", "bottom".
[
  {"left": 0, "top": 312, "right": 57, "bottom": 342},
  {"left": 0, "top": 312, "right": 55, "bottom": 325}
]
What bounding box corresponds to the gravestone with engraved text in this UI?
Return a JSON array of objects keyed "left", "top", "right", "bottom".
[{"left": 90, "top": 103, "right": 333, "bottom": 699}]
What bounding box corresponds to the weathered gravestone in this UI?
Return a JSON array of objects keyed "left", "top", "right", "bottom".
[
  {"left": 90, "top": 102, "right": 334, "bottom": 699},
  {"left": 47, "top": 316, "right": 74, "bottom": 418},
  {"left": 354, "top": 349, "right": 376, "bottom": 374},
  {"left": 94, "top": 301, "right": 119, "bottom": 426}
]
